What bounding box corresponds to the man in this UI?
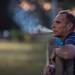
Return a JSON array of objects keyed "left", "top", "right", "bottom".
[
  {"left": 41, "top": 0, "right": 52, "bottom": 28},
  {"left": 43, "top": 10, "right": 75, "bottom": 75}
]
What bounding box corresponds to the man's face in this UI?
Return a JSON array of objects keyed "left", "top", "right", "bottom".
[
  {"left": 20, "top": 1, "right": 36, "bottom": 11},
  {"left": 42, "top": 2, "right": 51, "bottom": 12},
  {"left": 52, "top": 14, "right": 68, "bottom": 36}
]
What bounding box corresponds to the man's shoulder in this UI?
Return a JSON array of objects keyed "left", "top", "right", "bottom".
[
  {"left": 66, "top": 32, "right": 75, "bottom": 40},
  {"left": 64, "top": 32, "right": 75, "bottom": 45}
]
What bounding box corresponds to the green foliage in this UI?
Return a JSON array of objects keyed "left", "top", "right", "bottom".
[
  {"left": 11, "top": 28, "right": 20, "bottom": 41},
  {"left": 60, "top": 2, "right": 75, "bottom": 9}
]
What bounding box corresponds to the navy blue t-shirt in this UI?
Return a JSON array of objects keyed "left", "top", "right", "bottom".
[
  {"left": 63, "top": 32, "right": 75, "bottom": 74},
  {"left": 63, "top": 32, "right": 75, "bottom": 45}
]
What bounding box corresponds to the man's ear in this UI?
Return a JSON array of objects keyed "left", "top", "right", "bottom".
[{"left": 67, "top": 22, "right": 73, "bottom": 30}]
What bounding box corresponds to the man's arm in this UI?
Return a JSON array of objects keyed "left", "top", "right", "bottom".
[{"left": 55, "top": 44, "right": 75, "bottom": 59}]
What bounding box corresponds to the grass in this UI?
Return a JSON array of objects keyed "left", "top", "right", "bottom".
[
  {"left": 0, "top": 41, "right": 47, "bottom": 75},
  {"left": 0, "top": 33, "right": 52, "bottom": 75}
]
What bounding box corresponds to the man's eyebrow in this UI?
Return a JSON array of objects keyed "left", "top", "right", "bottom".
[{"left": 52, "top": 20, "right": 61, "bottom": 23}]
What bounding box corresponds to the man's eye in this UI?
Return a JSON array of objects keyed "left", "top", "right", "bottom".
[{"left": 56, "top": 21, "right": 61, "bottom": 24}]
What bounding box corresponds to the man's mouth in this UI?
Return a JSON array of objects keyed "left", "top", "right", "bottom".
[{"left": 53, "top": 30, "right": 58, "bottom": 33}]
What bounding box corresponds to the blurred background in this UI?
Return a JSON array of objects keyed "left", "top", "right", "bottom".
[{"left": 0, "top": 0, "right": 75, "bottom": 75}]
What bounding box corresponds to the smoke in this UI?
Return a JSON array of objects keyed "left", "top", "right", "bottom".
[{"left": 7, "top": 0, "right": 52, "bottom": 33}]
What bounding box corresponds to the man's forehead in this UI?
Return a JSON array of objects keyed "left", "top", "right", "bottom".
[{"left": 53, "top": 14, "right": 67, "bottom": 22}]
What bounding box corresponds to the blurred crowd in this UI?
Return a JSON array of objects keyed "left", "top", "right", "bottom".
[
  {"left": 8, "top": 0, "right": 52, "bottom": 33},
  {"left": 0, "top": 0, "right": 75, "bottom": 42}
]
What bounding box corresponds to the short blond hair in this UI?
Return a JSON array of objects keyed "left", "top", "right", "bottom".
[{"left": 58, "top": 10, "right": 75, "bottom": 29}]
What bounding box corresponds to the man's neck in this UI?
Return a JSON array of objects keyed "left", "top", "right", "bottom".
[{"left": 60, "top": 30, "right": 74, "bottom": 40}]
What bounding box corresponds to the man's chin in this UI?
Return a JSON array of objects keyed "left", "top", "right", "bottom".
[{"left": 54, "top": 34, "right": 61, "bottom": 37}]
